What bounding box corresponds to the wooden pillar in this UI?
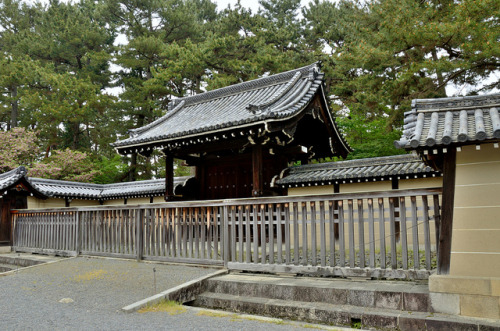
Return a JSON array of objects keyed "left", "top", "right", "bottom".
[
  {"left": 437, "top": 148, "right": 456, "bottom": 275},
  {"left": 252, "top": 144, "right": 263, "bottom": 197},
  {"left": 165, "top": 152, "right": 174, "bottom": 201}
]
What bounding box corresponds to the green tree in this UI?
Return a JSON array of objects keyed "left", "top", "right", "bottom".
[
  {"left": 105, "top": 0, "right": 217, "bottom": 180},
  {"left": 0, "top": 127, "right": 40, "bottom": 172},
  {"left": 30, "top": 149, "right": 101, "bottom": 182},
  {"left": 328, "top": 0, "right": 499, "bottom": 124}
]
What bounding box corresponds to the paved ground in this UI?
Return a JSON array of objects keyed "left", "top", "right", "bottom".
[{"left": 0, "top": 256, "right": 349, "bottom": 330}]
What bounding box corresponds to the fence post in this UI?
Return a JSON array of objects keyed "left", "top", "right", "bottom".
[
  {"left": 11, "top": 212, "right": 16, "bottom": 248},
  {"left": 136, "top": 209, "right": 144, "bottom": 261},
  {"left": 223, "top": 204, "right": 229, "bottom": 268},
  {"left": 75, "top": 211, "right": 81, "bottom": 256}
]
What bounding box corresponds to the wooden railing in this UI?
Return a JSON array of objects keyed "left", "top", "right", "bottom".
[{"left": 12, "top": 188, "right": 441, "bottom": 279}]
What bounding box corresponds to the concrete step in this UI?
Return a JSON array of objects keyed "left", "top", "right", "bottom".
[
  {"left": 0, "top": 255, "right": 45, "bottom": 267},
  {"left": 0, "top": 263, "right": 14, "bottom": 273},
  {"left": 193, "top": 291, "right": 500, "bottom": 331},
  {"left": 0, "top": 253, "right": 63, "bottom": 268},
  {"left": 205, "top": 273, "right": 430, "bottom": 312}
]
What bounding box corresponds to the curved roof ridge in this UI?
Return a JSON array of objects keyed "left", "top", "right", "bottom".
[
  {"left": 0, "top": 166, "right": 27, "bottom": 180},
  {"left": 177, "top": 63, "right": 318, "bottom": 107},
  {"left": 412, "top": 92, "right": 500, "bottom": 111},
  {"left": 246, "top": 71, "right": 304, "bottom": 113}
]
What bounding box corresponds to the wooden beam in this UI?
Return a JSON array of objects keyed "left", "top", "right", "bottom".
[
  {"left": 437, "top": 148, "right": 456, "bottom": 275},
  {"left": 252, "top": 144, "right": 263, "bottom": 197},
  {"left": 165, "top": 152, "right": 174, "bottom": 201}
]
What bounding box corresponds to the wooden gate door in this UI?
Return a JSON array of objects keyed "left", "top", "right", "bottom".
[
  {"left": 0, "top": 196, "right": 12, "bottom": 244},
  {"left": 0, "top": 194, "right": 27, "bottom": 245}
]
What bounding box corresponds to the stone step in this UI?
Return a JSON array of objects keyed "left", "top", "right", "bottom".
[
  {"left": 193, "top": 291, "right": 499, "bottom": 331},
  {"left": 0, "top": 263, "right": 14, "bottom": 273},
  {"left": 205, "top": 273, "right": 430, "bottom": 312},
  {"left": 0, "top": 253, "right": 57, "bottom": 267}
]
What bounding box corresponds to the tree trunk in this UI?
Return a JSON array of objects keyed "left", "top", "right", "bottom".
[
  {"left": 128, "top": 152, "right": 137, "bottom": 181},
  {"left": 431, "top": 49, "right": 447, "bottom": 97},
  {"left": 72, "top": 121, "right": 80, "bottom": 150},
  {"left": 10, "top": 86, "right": 18, "bottom": 129}
]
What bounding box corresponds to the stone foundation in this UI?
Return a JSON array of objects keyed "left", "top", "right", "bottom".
[{"left": 429, "top": 274, "right": 500, "bottom": 319}]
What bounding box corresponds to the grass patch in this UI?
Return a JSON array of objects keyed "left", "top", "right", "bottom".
[
  {"left": 138, "top": 300, "right": 186, "bottom": 315},
  {"left": 302, "top": 324, "right": 324, "bottom": 330},
  {"left": 196, "top": 310, "right": 231, "bottom": 318}
]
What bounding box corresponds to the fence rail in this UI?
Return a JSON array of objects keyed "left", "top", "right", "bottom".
[{"left": 12, "top": 187, "right": 441, "bottom": 279}]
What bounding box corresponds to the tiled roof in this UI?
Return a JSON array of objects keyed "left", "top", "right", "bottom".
[
  {"left": 113, "top": 63, "right": 350, "bottom": 157},
  {"left": 29, "top": 177, "right": 192, "bottom": 200},
  {"left": 0, "top": 167, "right": 192, "bottom": 200},
  {"left": 395, "top": 93, "right": 500, "bottom": 150},
  {"left": 0, "top": 167, "right": 29, "bottom": 194},
  {"left": 276, "top": 154, "right": 441, "bottom": 187}
]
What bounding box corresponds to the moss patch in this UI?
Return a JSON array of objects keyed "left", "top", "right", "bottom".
[
  {"left": 138, "top": 300, "right": 187, "bottom": 315},
  {"left": 74, "top": 269, "right": 108, "bottom": 282}
]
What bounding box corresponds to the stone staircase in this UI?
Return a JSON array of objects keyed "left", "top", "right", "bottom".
[{"left": 192, "top": 273, "right": 500, "bottom": 330}]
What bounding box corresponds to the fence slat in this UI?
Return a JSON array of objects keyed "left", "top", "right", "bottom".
[
  {"left": 319, "top": 201, "right": 326, "bottom": 267},
  {"left": 400, "top": 197, "right": 408, "bottom": 270},
  {"left": 276, "top": 204, "right": 282, "bottom": 264},
  {"left": 311, "top": 201, "right": 317, "bottom": 266},
  {"left": 411, "top": 196, "right": 420, "bottom": 269},
  {"left": 338, "top": 200, "right": 345, "bottom": 267},
  {"left": 293, "top": 202, "right": 299, "bottom": 266},
  {"left": 245, "top": 206, "right": 251, "bottom": 263},
  {"left": 378, "top": 198, "right": 386, "bottom": 269},
  {"left": 269, "top": 204, "right": 274, "bottom": 265},
  {"left": 328, "top": 201, "right": 336, "bottom": 268},
  {"left": 238, "top": 206, "right": 243, "bottom": 263},
  {"left": 284, "top": 204, "right": 291, "bottom": 265},
  {"left": 357, "top": 199, "right": 365, "bottom": 268},
  {"left": 367, "top": 199, "right": 375, "bottom": 268},
  {"left": 389, "top": 198, "right": 397, "bottom": 270},
  {"left": 348, "top": 200, "right": 355, "bottom": 268},
  {"left": 301, "top": 202, "right": 308, "bottom": 265},
  {"left": 422, "top": 195, "right": 431, "bottom": 270},
  {"left": 433, "top": 194, "right": 441, "bottom": 257},
  {"left": 260, "top": 205, "right": 266, "bottom": 264}
]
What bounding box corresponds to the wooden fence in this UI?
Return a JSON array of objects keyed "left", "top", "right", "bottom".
[{"left": 12, "top": 188, "right": 441, "bottom": 279}]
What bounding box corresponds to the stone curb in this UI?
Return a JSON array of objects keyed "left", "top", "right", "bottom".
[
  {"left": 186, "top": 306, "right": 360, "bottom": 331},
  {"left": 121, "top": 269, "right": 228, "bottom": 313},
  {"left": 0, "top": 256, "right": 75, "bottom": 277},
  {"left": 0, "top": 246, "right": 11, "bottom": 254}
]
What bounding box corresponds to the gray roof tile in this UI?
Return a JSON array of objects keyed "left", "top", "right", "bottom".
[
  {"left": 113, "top": 63, "right": 350, "bottom": 156},
  {"left": 395, "top": 93, "right": 500, "bottom": 149},
  {"left": 0, "top": 167, "right": 192, "bottom": 200},
  {"left": 276, "top": 154, "right": 440, "bottom": 186},
  {"left": 0, "top": 167, "right": 28, "bottom": 194}
]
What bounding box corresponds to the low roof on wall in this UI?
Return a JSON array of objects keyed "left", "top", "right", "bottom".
[
  {"left": 276, "top": 154, "right": 441, "bottom": 187},
  {"left": 395, "top": 93, "right": 500, "bottom": 150},
  {"left": 0, "top": 167, "right": 193, "bottom": 200}
]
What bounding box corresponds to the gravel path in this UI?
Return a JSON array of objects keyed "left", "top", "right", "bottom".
[{"left": 0, "top": 256, "right": 347, "bottom": 331}]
